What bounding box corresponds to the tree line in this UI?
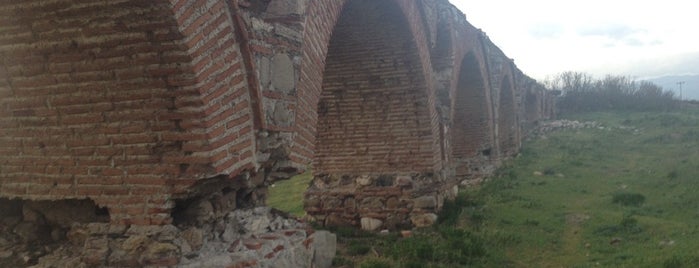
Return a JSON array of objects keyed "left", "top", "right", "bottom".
[{"left": 545, "top": 71, "right": 678, "bottom": 114}]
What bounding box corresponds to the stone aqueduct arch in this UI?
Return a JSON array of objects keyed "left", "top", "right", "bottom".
[{"left": 0, "top": 0, "right": 555, "bottom": 228}]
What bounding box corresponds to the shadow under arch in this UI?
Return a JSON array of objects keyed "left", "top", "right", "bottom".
[
  {"left": 451, "top": 52, "right": 495, "bottom": 179},
  {"left": 313, "top": 0, "right": 434, "bottom": 175},
  {"left": 304, "top": 0, "right": 444, "bottom": 229}
]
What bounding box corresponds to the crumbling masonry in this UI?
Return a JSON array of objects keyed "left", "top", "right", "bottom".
[{"left": 0, "top": 0, "right": 554, "bottom": 266}]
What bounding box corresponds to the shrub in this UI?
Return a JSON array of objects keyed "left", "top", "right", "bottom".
[
  {"left": 438, "top": 193, "right": 476, "bottom": 226},
  {"left": 667, "top": 170, "right": 679, "bottom": 179},
  {"left": 347, "top": 241, "right": 371, "bottom": 256},
  {"left": 548, "top": 71, "right": 678, "bottom": 114},
  {"left": 543, "top": 167, "right": 556, "bottom": 176},
  {"left": 594, "top": 214, "right": 642, "bottom": 236},
  {"left": 612, "top": 192, "right": 646, "bottom": 206}
]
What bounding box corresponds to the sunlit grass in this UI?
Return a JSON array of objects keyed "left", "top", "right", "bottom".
[{"left": 267, "top": 170, "right": 313, "bottom": 217}]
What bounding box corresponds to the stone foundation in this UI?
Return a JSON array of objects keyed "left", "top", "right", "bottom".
[
  {"left": 304, "top": 173, "right": 458, "bottom": 230},
  {"left": 0, "top": 200, "right": 335, "bottom": 268}
]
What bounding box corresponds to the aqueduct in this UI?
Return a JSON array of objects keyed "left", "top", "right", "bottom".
[{"left": 0, "top": 0, "right": 554, "bottom": 264}]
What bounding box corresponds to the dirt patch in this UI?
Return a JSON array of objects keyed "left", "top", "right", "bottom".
[{"left": 566, "top": 213, "right": 591, "bottom": 226}]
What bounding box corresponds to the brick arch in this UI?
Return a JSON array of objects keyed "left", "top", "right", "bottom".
[
  {"left": 525, "top": 87, "right": 542, "bottom": 126},
  {"left": 497, "top": 73, "right": 518, "bottom": 158},
  {"left": 292, "top": 1, "right": 345, "bottom": 165},
  {"left": 294, "top": 0, "right": 439, "bottom": 170},
  {"left": 0, "top": 0, "right": 552, "bottom": 234},
  {"left": 314, "top": 0, "right": 434, "bottom": 174},
  {"left": 302, "top": 0, "right": 448, "bottom": 229},
  {"left": 451, "top": 52, "right": 494, "bottom": 178},
  {"left": 430, "top": 11, "right": 454, "bottom": 71}
]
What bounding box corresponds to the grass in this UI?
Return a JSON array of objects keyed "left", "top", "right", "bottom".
[
  {"left": 267, "top": 170, "right": 313, "bottom": 216},
  {"left": 267, "top": 107, "right": 699, "bottom": 267},
  {"left": 612, "top": 192, "right": 646, "bottom": 207}
]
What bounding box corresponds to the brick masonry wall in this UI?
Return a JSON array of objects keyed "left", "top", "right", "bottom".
[
  {"left": 0, "top": 0, "right": 196, "bottom": 225},
  {"left": 0, "top": 0, "right": 258, "bottom": 225},
  {"left": 314, "top": 0, "right": 435, "bottom": 174},
  {"left": 170, "top": 0, "right": 256, "bottom": 178},
  {"left": 0, "top": 0, "right": 554, "bottom": 228}
]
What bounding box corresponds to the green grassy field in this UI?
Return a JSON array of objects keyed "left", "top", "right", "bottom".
[{"left": 268, "top": 108, "right": 699, "bottom": 267}]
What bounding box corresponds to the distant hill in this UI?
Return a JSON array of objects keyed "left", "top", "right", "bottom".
[{"left": 646, "top": 75, "right": 699, "bottom": 100}]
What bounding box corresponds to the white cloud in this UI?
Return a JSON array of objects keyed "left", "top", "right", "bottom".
[{"left": 449, "top": 0, "right": 699, "bottom": 80}]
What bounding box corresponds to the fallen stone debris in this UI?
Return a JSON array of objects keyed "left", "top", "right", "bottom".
[
  {"left": 528, "top": 119, "right": 640, "bottom": 140},
  {"left": 528, "top": 120, "right": 601, "bottom": 139},
  {"left": 1, "top": 206, "right": 336, "bottom": 268}
]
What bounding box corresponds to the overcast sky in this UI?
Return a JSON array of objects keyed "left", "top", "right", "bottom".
[{"left": 450, "top": 0, "right": 699, "bottom": 82}]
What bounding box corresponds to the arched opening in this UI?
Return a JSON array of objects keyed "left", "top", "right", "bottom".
[
  {"left": 498, "top": 76, "right": 517, "bottom": 158},
  {"left": 314, "top": 0, "right": 433, "bottom": 175},
  {"left": 451, "top": 53, "right": 493, "bottom": 178},
  {"left": 304, "top": 0, "right": 438, "bottom": 229}
]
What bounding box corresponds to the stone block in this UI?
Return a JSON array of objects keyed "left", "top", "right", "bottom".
[
  {"left": 385, "top": 197, "right": 400, "bottom": 209},
  {"left": 360, "top": 197, "right": 384, "bottom": 209},
  {"left": 343, "top": 197, "right": 356, "bottom": 210},
  {"left": 310, "top": 230, "right": 336, "bottom": 268},
  {"left": 324, "top": 214, "right": 352, "bottom": 227},
  {"left": 360, "top": 217, "right": 383, "bottom": 231},
  {"left": 140, "top": 242, "right": 179, "bottom": 266},
  {"left": 270, "top": 100, "right": 294, "bottom": 127},
  {"left": 356, "top": 176, "right": 373, "bottom": 186},
  {"left": 413, "top": 195, "right": 437, "bottom": 209},
  {"left": 82, "top": 237, "right": 109, "bottom": 266},
  {"left": 121, "top": 235, "right": 151, "bottom": 253},
  {"left": 410, "top": 213, "right": 438, "bottom": 227},
  {"left": 321, "top": 196, "right": 342, "bottom": 209},
  {"left": 271, "top": 53, "right": 295, "bottom": 93},
  {"left": 396, "top": 175, "right": 413, "bottom": 187},
  {"left": 181, "top": 227, "right": 203, "bottom": 251},
  {"left": 66, "top": 226, "right": 89, "bottom": 246},
  {"left": 303, "top": 196, "right": 321, "bottom": 210}
]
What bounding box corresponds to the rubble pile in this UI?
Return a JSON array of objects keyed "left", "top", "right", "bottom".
[
  {"left": 1, "top": 204, "right": 335, "bottom": 268},
  {"left": 528, "top": 120, "right": 601, "bottom": 138}
]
